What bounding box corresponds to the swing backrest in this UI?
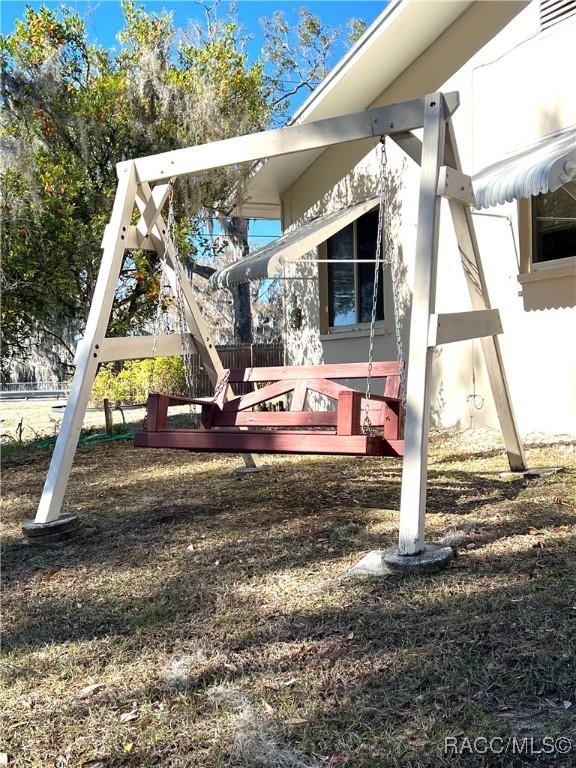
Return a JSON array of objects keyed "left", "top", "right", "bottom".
[{"left": 201, "top": 361, "right": 403, "bottom": 438}]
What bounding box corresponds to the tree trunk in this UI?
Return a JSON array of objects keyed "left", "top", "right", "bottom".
[{"left": 220, "top": 216, "right": 253, "bottom": 344}]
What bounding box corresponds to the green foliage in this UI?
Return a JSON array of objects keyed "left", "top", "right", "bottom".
[
  {"left": 347, "top": 18, "right": 368, "bottom": 46},
  {"left": 0, "top": 1, "right": 269, "bottom": 375},
  {"left": 90, "top": 356, "right": 187, "bottom": 407},
  {"left": 1, "top": 0, "right": 354, "bottom": 376}
]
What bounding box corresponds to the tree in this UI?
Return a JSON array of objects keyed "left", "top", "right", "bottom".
[{"left": 0, "top": 1, "right": 365, "bottom": 378}]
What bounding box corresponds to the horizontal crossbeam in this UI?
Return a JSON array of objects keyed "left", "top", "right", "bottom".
[
  {"left": 123, "top": 93, "right": 459, "bottom": 183},
  {"left": 437, "top": 165, "right": 475, "bottom": 205},
  {"left": 427, "top": 309, "right": 503, "bottom": 347},
  {"left": 99, "top": 334, "right": 195, "bottom": 362}
]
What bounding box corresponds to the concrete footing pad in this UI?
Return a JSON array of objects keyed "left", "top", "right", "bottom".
[
  {"left": 232, "top": 466, "right": 266, "bottom": 477},
  {"left": 499, "top": 466, "right": 562, "bottom": 481},
  {"left": 22, "top": 513, "right": 82, "bottom": 545},
  {"left": 348, "top": 543, "right": 454, "bottom": 577}
]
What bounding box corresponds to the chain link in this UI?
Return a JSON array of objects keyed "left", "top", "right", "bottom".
[
  {"left": 148, "top": 233, "right": 170, "bottom": 394},
  {"left": 167, "top": 188, "right": 196, "bottom": 397},
  {"left": 148, "top": 185, "right": 196, "bottom": 399},
  {"left": 362, "top": 139, "right": 387, "bottom": 435},
  {"left": 362, "top": 139, "right": 405, "bottom": 435}
]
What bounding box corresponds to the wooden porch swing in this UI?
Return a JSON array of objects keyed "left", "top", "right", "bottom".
[
  {"left": 134, "top": 137, "right": 405, "bottom": 458},
  {"left": 31, "top": 92, "right": 530, "bottom": 562},
  {"left": 134, "top": 362, "right": 405, "bottom": 456}
]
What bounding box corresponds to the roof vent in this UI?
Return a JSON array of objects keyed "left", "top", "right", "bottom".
[{"left": 540, "top": 0, "right": 576, "bottom": 30}]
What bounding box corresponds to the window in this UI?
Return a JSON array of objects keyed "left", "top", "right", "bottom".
[
  {"left": 531, "top": 181, "right": 576, "bottom": 264},
  {"left": 325, "top": 209, "right": 384, "bottom": 328}
]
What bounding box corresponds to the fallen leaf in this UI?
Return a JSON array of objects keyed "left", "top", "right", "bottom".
[
  {"left": 123, "top": 743, "right": 135, "bottom": 753},
  {"left": 558, "top": 525, "right": 569, "bottom": 532},
  {"left": 285, "top": 717, "right": 308, "bottom": 726},
  {"left": 528, "top": 527, "right": 542, "bottom": 535},
  {"left": 119, "top": 711, "right": 139, "bottom": 724},
  {"left": 77, "top": 683, "right": 104, "bottom": 699},
  {"left": 346, "top": 632, "right": 354, "bottom": 641}
]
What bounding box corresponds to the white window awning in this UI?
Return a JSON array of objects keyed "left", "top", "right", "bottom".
[
  {"left": 209, "top": 197, "right": 379, "bottom": 289},
  {"left": 472, "top": 126, "right": 576, "bottom": 209}
]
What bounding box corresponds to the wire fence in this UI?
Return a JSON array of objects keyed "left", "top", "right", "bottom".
[{"left": 0, "top": 380, "right": 70, "bottom": 392}]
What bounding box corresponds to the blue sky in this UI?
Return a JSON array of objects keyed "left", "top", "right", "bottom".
[
  {"left": 1, "top": 1, "right": 385, "bottom": 243},
  {"left": 1, "top": 1, "right": 384, "bottom": 56}
]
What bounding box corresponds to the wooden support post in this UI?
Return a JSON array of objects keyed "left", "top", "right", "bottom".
[
  {"left": 443, "top": 121, "right": 527, "bottom": 471},
  {"left": 34, "top": 163, "right": 137, "bottom": 524},
  {"left": 146, "top": 394, "right": 169, "bottom": 432},
  {"left": 337, "top": 390, "right": 362, "bottom": 435},
  {"left": 103, "top": 398, "right": 114, "bottom": 435},
  {"left": 397, "top": 94, "right": 447, "bottom": 555},
  {"left": 395, "top": 124, "right": 527, "bottom": 471}
]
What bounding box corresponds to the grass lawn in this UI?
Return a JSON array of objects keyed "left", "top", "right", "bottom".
[{"left": 2, "top": 428, "right": 575, "bottom": 767}]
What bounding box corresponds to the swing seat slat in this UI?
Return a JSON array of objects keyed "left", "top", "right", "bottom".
[{"left": 134, "top": 429, "right": 403, "bottom": 456}]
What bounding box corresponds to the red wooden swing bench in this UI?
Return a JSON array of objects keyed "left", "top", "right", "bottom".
[{"left": 134, "top": 362, "right": 404, "bottom": 457}]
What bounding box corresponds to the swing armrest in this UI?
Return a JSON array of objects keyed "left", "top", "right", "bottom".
[
  {"left": 145, "top": 393, "right": 220, "bottom": 431},
  {"left": 149, "top": 393, "right": 215, "bottom": 406},
  {"left": 364, "top": 394, "right": 402, "bottom": 403},
  {"left": 169, "top": 394, "right": 219, "bottom": 407}
]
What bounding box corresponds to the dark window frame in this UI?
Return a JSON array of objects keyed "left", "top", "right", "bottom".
[
  {"left": 530, "top": 183, "right": 576, "bottom": 266},
  {"left": 323, "top": 209, "right": 385, "bottom": 330}
]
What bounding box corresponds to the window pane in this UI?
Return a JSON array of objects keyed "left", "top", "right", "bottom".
[
  {"left": 327, "top": 223, "right": 355, "bottom": 326},
  {"left": 533, "top": 182, "right": 576, "bottom": 263},
  {"left": 357, "top": 210, "right": 384, "bottom": 323}
]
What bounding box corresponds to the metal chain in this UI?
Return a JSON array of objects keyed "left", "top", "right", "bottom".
[
  {"left": 362, "top": 139, "right": 388, "bottom": 436},
  {"left": 385, "top": 189, "right": 406, "bottom": 406},
  {"left": 167, "top": 188, "right": 196, "bottom": 398},
  {"left": 362, "top": 138, "right": 406, "bottom": 435},
  {"left": 148, "top": 186, "right": 196, "bottom": 399},
  {"left": 148, "top": 236, "right": 170, "bottom": 395}
]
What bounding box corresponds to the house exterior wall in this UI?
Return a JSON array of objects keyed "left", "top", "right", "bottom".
[{"left": 281, "top": 0, "right": 576, "bottom": 436}]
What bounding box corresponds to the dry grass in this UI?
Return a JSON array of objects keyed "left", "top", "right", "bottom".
[{"left": 1, "top": 425, "right": 575, "bottom": 767}]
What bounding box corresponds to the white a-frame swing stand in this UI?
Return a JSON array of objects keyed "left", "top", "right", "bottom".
[{"left": 25, "top": 92, "right": 529, "bottom": 566}]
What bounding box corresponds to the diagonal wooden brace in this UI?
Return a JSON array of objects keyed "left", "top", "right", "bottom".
[{"left": 133, "top": 182, "right": 259, "bottom": 469}]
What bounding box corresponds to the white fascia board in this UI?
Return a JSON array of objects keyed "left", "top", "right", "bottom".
[{"left": 236, "top": 0, "right": 475, "bottom": 217}]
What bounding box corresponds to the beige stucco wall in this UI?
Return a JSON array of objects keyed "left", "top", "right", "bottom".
[{"left": 282, "top": 0, "right": 576, "bottom": 436}]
